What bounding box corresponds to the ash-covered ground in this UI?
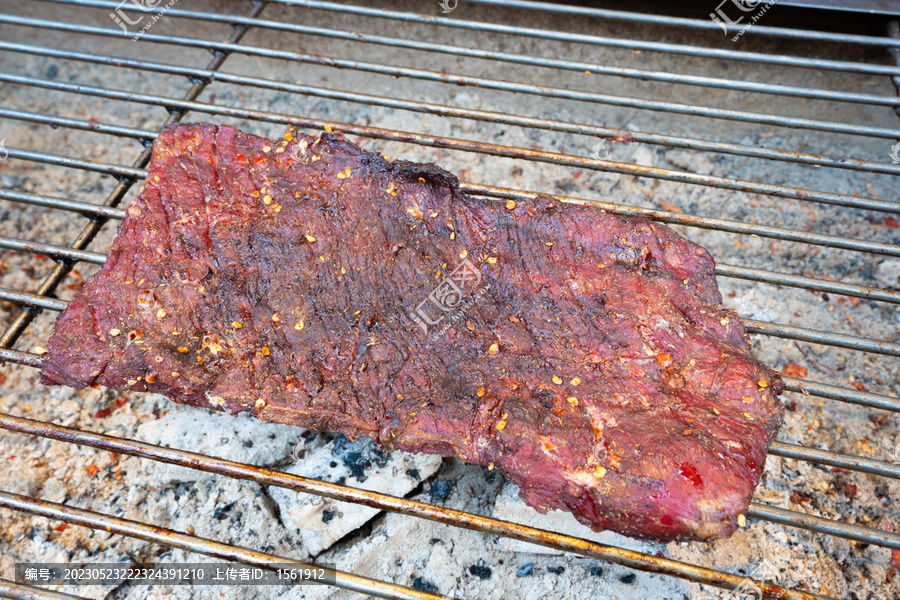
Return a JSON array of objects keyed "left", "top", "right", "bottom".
[{"left": 0, "top": 1, "right": 899, "bottom": 599}]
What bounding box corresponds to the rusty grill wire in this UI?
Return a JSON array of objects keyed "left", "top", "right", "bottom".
[{"left": 0, "top": 0, "right": 897, "bottom": 599}]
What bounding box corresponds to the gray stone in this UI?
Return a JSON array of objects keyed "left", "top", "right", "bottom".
[
  {"left": 875, "top": 260, "right": 900, "bottom": 290},
  {"left": 268, "top": 436, "right": 441, "bottom": 556},
  {"left": 135, "top": 406, "right": 312, "bottom": 485}
]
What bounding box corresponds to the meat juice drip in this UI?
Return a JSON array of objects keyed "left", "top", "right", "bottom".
[{"left": 678, "top": 463, "right": 704, "bottom": 487}]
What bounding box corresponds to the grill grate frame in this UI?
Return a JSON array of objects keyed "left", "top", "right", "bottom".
[{"left": 0, "top": 1, "right": 897, "bottom": 599}]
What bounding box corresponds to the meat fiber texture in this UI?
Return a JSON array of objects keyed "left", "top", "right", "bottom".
[{"left": 41, "top": 123, "right": 784, "bottom": 542}]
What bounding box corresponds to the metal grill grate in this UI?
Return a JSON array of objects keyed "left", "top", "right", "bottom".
[{"left": 0, "top": 1, "right": 898, "bottom": 599}]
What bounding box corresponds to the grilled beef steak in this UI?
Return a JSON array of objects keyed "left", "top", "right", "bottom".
[{"left": 41, "top": 123, "right": 784, "bottom": 542}]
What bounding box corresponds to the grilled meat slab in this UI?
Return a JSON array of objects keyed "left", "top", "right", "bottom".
[{"left": 41, "top": 123, "right": 784, "bottom": 542}]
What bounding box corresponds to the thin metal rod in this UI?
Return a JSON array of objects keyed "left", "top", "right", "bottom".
[
  {"left": 39, "top": 0, "right": 900, "bottom": 107},
  {"left": 1, "top": 287, "right": 891, "bottom": 415},
  {"left": 0, "top": 414, "right": 831, "bottom": 600},
  {"left": 5, "top": 252, "right": 892, "bottom": 327},
  {"left": 769, "top": 441, "right": 900, "bottom": 479},
  {"left": 0, "top": 288, "right": 68, "bottom": 312},
  {"left": 0, "top": 106, "right": 156, "bottom": 141},
  {"left": 0, "top": 349, "right": 42, "bottom": 368},
  {"left": 6, "top": 42, "right": 899, "bottom": 177},
  {"left": 0, "top": 150, "right": 900, "bottom": 308},
  {"left": 4, "top": 159, "right": 895, "bottom": 286},
  {"left": 0, "top": 1, "right": 265, "bottom": 352},
  {"left": 0, "top": 236, "right": 107, "bottom": 265},
  {"left": 3, "top": 15, "right": 898, "bottom": 140},
  {"left": 747, "top": 503, "right": 900, "bottom": 550},
  {"left": 0, "top": 179, "right": 130, "bottom": 353},
  {"left": 2, "top": 234, "right": 895, "bottom": 357},
  {"left": 262, "top": 0, "right": 900, "bottom": 76},
  {"left": 3, "top": 146, "right": 144, "bottom": 179},
  {"left": 744, "top": 319, "right": 900, "bottom": 357},
  {"left": 6, "top": 152, "right": 899, "bottom": 349},
  {"left": 463, "top": 183, "right": 900, "bottom": 257},
  {"left": 713, "top": 263, "right": 900, "bottom": 305},
  {"left": 2, "top": 75, "right": 896, "bottom": 215},
  {"left": 782, "top": 377, "right": 900, "bottom": 413},
  {"left": 3, "top": 184, "right": 899, "bottom": 296},
  {"left": 0, "top": 189, "right": 127, "bottom": 220},
  {"left": 464, "top": 0, "right": 900, "bottom": 46},
  {"left": 0, "top": 492, "right": 462, "bottom": 600},
  {"left": 0, "top": 580, "right": 90, "bottom": 600}
]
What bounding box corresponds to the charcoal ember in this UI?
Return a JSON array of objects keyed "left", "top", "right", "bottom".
[{"left": 41, "top": 123, "right": 784, "bottom": 542}]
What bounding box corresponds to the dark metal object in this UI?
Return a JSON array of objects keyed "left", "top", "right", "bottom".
[
  {"left": 777, "top": 0, "right": 900, "bottom": 15},
  {"left": 2, "top": 185, "right": 896, "bottom": 303},
  {"left": 1, "top": 176, "right": 896, "bottom": 411},
  {"left": 0, "top": 189, "right": 127, "bottom": 220},
  {"left": 6, "top": 283, "right": 899, "bottom": 416},
  {"left": 0, "top": 349, "right": 41, "bottom": 368},
  {"left": 747, "top": 503, "right": 900, "bottom": 549},
  {"left": 0, "top": 289, "right": 67, "bottom": 312},
  {"left": 5, "top": 118, "right": 900, "bottom": 254},
  {"left": 0, "top": 236, "right": 106, "bottom": 265},
  {"left": 742, "top": 319, "right": 900, "bottom": 357},
  {"left": 0, "top": 106, "right": 155, "bottom": 141},
  {"left": 781, "top": 376, "right": 900, "bottom": 413},
  {"left": 463, "top": 183, "right": 900, "bottom": 256},
  {"left": 464, "top": 0, "right": 900, "bottom": 45},
  {"left": 269, "top": 0, "right": 900, "bottom": 72}
]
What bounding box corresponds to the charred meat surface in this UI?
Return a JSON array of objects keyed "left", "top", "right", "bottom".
[{"left": 41, "top": 123, "right": 784, "bottom": 542}]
